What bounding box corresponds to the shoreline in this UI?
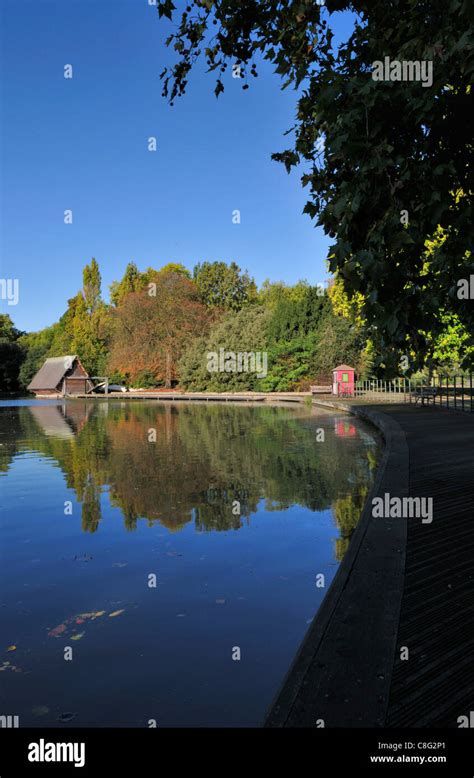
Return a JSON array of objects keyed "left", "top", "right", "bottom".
[{"left": 265, "top": 398, "right": 409, "bottom": 727}]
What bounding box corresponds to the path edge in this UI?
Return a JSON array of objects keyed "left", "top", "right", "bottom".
[{"left": 264, "top": 400, "right": 409, "bottom": 728}]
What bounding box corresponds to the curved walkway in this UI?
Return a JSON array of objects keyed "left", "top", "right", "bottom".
[{"left": 266, "top": 400, "right": 474, "bottom": 728}]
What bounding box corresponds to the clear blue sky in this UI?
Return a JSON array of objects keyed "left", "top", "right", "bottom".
[{"left": 1, "top": 0, "right": 354, "bottom": 333}]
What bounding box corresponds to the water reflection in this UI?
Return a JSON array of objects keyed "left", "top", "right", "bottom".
[
  {"left": 1, "top": 400, "right": 378, "bottom": 558},
  {"left": 0, "top": 399, "right": 381, "bottom": 726}
]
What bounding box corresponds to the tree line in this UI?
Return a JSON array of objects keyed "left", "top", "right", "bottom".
[
  {"left": 1, "top": 259, "right": 362, "bottom": 392},
  {"left": 0, "top": 256, "right": 472, "bottom": 395}
]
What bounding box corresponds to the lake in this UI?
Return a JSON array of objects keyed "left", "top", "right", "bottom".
[{"left": 0, "top": 400, "right": 380, "bottom": 727}]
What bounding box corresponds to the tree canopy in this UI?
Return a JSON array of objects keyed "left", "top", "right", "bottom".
[{"left": 156, "top": 0, "right": 473, "bottom": 368}]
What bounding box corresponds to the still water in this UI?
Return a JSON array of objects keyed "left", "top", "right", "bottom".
[{"left": 0, "top": 400, "right": 380, "bottom": 727}]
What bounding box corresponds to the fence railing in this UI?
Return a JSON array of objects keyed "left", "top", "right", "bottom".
[
  {"left": 355, "top": 375, "right": 474, "bottom": 413},
  {"left": 355, "top": 378, "right": 410, "bottom": 403}
]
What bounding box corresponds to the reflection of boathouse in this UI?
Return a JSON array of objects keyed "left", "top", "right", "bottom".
[
  {"left": 29, "top": 402, "right": 93, "bottom": 438},
  {"left": 27, "top": 355, "right": 92, "bottom": 397}
]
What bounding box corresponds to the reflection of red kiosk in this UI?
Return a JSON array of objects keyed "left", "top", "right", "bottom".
[
  {"left": 335, "top": 419, "right": 357, "bottom": 437},
  {"left": 332, "top": 364, "right": 356, "bottom": 397}
]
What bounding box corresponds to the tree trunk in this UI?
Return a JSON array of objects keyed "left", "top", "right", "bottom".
[{"left": 165, "top": 349, "right": 172, "bottom": 388}]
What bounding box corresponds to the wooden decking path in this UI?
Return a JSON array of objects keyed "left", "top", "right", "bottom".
[
  {"left": 266, "top": 401, "right": 474, "bottom": 728},
  {"left": 69, "top": 391, "right": 309, "bottom": 402},
  {"left": 382, "top": 405, "right": 474, "bottom": 727}
]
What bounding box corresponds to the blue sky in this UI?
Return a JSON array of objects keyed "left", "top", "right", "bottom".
[{"left": 1, "top": 0, "right": 354, "bottom": 332}]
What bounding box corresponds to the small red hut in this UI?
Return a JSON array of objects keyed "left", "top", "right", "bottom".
[{"left": 332, "top": 364, "right": 356, "bottom": 397}]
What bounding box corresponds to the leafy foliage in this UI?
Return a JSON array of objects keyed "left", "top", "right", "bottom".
[
  {"left": 156, "top": 0, "right": 474, "bottom": 367},
  {"left": 179, "top": 304, "right": 270, "bottom": 390},
  {"left": 109, "top": 270, "right": 209, "bottom": 387},
  {"left": 0, "top": 315, "right": 24, "bottom": 394},
  {"left": 193, "top": 261, "right": 257, "bottom": 311}
]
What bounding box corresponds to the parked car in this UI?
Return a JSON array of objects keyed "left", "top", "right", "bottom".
[{"left": 92, "top": 382, "right": 128, "bottom": 394}]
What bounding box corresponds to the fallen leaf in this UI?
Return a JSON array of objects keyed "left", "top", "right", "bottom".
[
  {"left": 7, "top": 645, "right": 16, "bottom": 652},
  {"left": 75, "top": 618, "right": 84, "bottom": 625},
  {"left": 91, "top": 611, "right": 106, "bottom": 619},
  {"left": 108, "top": 609, "right": 125, "bottom": 618},
  {"left": 32, "top": 706, "right": 49, "bottom": 717},
  {"left": 70, "top": 632, "right": 85, "bottom": 641},
  {"left": 57, "top": 712, "right": 77, "bottom": 723},
  {"left": 48, "top": 624, "right": 67, "bottom": 637}
]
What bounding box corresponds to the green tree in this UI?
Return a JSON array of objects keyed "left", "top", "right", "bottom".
[
  {"left": 193, "top": 261, "right": 257, "bottom": 311},
  {"left": 311, "top": 307, "right": 364, "bottom": 380},
  {"left": 179, "top": 305, "right": 270, "bottom": 391},
  {"left": 18, "top": 324, "right": 61, "bottom": 390},
  {"left": 83, "top": 258, "right": 102, "bottom": 314},
  {"left": 110, "top": 262, "right": 143, "bottom": 306},
  {"left": 0, "top": 315, "right": 24, "bottom": 394},
  {"left": 156, "top": 262, "right": 191, "bottom": 278}
]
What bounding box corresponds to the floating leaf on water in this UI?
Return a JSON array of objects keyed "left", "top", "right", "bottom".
[
  {"left": 1, "top": 662, "right": 20, "bottom": 672},
  {"left": 48, "top": 624, "right": 67, "bottom": 637},
  {"left": 70, "top": 632, "right": 85, "bottom": 641},
  {"left": 91, "top": 610, "right": 106, "bottom": 619},
  {"left": 7, "top": 645, "right": 16, "bottom": 652},
  {"left": 77, "top": 613, "right": 95, "bottom": 620},
  {"left": 32, "top": 706, "right": 49, "bottom": 717},
  {"left": 108, "top": 609, "right": 125, "bottom": 618},
  {"left": 57, "top": 712, "right": 77, "bottom": 723},
  {"left": 75, "top": 618, "right": 84, "bottom": 625}
]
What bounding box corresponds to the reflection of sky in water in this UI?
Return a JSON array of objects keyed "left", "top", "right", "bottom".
[{"left": 0, "top": 401, "right": 380, "bottom": 727}]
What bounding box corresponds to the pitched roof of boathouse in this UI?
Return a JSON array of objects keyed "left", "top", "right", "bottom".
[{"left": 27, "top": 355, "right": 87, "bottom": 391}]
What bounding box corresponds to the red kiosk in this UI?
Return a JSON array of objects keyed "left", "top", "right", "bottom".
[{"left": 332, "top": 364, "right": 356, "bottom": 397}]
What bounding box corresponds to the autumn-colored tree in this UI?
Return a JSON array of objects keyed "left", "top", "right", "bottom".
[{"left": 109, "top": 271, "right": 209, "bottom": 387}]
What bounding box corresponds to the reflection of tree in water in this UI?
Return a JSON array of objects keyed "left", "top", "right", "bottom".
[
  {"left": 82, "top": 474, "right": 101, "bottom": 534},
  {"left": 0, "top": 407, "right": 24, "bottom": 473},
  {"left": 333, "top": 487, "right": 368, "bottom": 562},
  {"left": 2, "top": 403, "right": 379, "bottom": 551}
]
